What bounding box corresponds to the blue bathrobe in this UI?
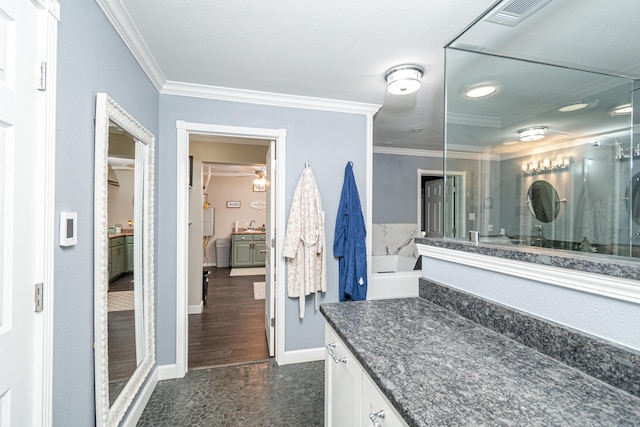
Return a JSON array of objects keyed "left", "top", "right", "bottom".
[{"left": 334, "top": 162, "right": 367, "bottom": 301}]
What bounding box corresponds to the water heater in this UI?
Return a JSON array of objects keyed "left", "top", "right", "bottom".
[{"left": 203, "top": 206, "right": 214, "bottom": 236}]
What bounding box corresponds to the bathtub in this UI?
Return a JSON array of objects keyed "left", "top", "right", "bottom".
[{"left": 368, "top": 255, "right": 421, "bottom": 300}]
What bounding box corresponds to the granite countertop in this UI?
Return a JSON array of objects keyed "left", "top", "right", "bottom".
[
  {"left": 321, "top": 298, "right": 640, "bottom": 426},
  {"left": 416, "top": 237, "right": 640, "bottom": 281}
]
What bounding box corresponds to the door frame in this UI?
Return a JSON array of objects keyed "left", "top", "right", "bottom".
[
  {"left": 417, "top": 169, "right": 467, "bottom": 237},
  {"left": 176, "top": 121, "right": 286, "bottom": 376},
  {"left": 30, "top": 2, "right": 57, "bottom": 425}
]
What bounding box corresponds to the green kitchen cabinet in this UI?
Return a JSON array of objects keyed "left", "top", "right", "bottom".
[
  {"left": 231, "top": 233, "right": 266, "bottom": 267},
  {"left": 126, "top": 235, "right": 134, "bottom": 272},
  {"left": 109, "top": 236, "right": 126, "bottom": 281}
]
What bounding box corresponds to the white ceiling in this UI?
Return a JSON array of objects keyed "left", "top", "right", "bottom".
[
  {"left": 109, "top": 0, "right": 497, "bottom": 150},
  {"left": 108, "top": 0, "right": 639, "bottom": 152}
]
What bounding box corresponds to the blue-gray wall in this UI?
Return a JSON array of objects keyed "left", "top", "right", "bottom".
[
  {"left": 55, "top": 1, "right": 159, "bottom": 424},
  {"left": 423, "top": 257, "right": 640, "bottom": 350},
  {"left": 156, "top": 95, "right": 368, "bottom": 364},
  {"left": 372, "top": 153, "right": 443, "bottom": 223}
]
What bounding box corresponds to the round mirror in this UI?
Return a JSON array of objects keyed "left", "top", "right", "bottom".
[
  {"left": 626, "top": 172, "right": 640, "bottom": 225},
  {"left": 527, "top": 180, "right": 560, "bottom": 223}
]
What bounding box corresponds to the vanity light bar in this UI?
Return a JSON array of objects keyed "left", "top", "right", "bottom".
[{"left": 522, "top": 157, "right": 570, "bottom": 174}]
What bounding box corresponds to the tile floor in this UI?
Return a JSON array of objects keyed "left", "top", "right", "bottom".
[{"left": 137, "top": 360, "right": 324, "bottom": 426}]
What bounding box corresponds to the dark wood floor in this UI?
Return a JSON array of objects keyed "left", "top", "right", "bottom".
[
  {"left": 189, "top": 267, "right": 270, "bottom": 369},
  {"left": 108, "top": 268, "right": 270, "bottom": 380},
  {"left": 108, "top": 273, "right": 137, "bottom": 382}
]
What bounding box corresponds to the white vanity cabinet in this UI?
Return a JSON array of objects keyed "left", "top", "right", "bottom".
[
  {"left": 362, "top": 374, "right": 407, "bottom": 427},
  {"left": 325, "top": 325, "right": 408, "bottom": 427},
  {"left": 325, "top": 325, "right": 362, "bottom": 426}
]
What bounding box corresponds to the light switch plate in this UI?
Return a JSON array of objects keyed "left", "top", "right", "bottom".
[
  {"left": 469, "top": 212, "right": 476, "bottom": 221},
  {"left": 59, "top": 211, "right": 77, "bottom": 246}
]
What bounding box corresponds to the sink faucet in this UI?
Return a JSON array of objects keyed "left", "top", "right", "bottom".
[
  {"left": 532, "top": 225, "right": 543, "bottom": 238},
  {"left": 249, "top": 220, "right": 256, "bottom": 229}
]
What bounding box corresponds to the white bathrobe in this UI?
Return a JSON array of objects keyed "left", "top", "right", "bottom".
[{"left": 282, "top": 167, "right": 326, "bottom": 318}]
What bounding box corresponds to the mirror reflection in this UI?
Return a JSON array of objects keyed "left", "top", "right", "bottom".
[
  {"left": 106, "top": 123, "right": 143, "bottom": 406},
  {"left": 627, "top": 173, "right": 640, "bottom": 226},
  {"left": 442, "top": 0, "right": 639, "bottom": 257},
  {"left": 94, "top": 93, "right": 155, "bottom": 427},
  {"left": 527, "top": 181, "right": 560, "bottom": 223}
]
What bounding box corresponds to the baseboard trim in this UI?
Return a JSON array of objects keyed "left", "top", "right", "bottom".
[
  {"left": 278, "top": 347, "right": 324, "bottom": 365},
  {"left": 203, "top": 262, "right": 215, "bottom": 267},
  {"left": 156, "top": 363, "right": 182, "bottom": 380},
  {"left": 121, "top": 367, "right": 158, "bottom": 427},
  {"left": 188, "top": 302, "right": 203, "bottom": 314}
]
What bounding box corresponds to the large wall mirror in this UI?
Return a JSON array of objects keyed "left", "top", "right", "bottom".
[{"left": 94, "top": 93, "right": 155, "bottom": 426}]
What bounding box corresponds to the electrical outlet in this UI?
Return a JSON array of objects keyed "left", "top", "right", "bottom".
[
  {"left": 488, "top": 224, "right": 493, "bottom": 232},
  {"left": 469, "top": 213, "right": 476, "bottom": 221}
]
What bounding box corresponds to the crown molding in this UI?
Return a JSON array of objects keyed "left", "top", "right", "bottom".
[
  {"left": 448, "top": 112, "right": 502, "bottom": 128},
  {"left": 96, "top": 0, "right": 165, "bottom": 91},
  {"left": 373, "top": 146, "right": 501, "bottom": 161},
  {"left": 162, "top": 81, "right": 381, "bottom": 115},
  {"left": 373, "top": 146, "right": 443, "bottom": 158},
  {"left": 97, "top": 1, "right": 380, "bottom": 115}
]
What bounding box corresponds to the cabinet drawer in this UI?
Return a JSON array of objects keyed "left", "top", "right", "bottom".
[
  {"left": 109, "top": 236, "right": 125, "bottom": 247},
  {"left": 232, "top": 234, "right": 252, "bottom": 242},
  {"left": 325, "top": 326, "right": 362, "bottom": 427},
  {"left": 362, "top": 374, "right": 408, "bottom": 427},
  {"left": 325, "top": 325, "right": 408, "bottom": 427},
  {"left": 253, "top": 234, "right": 266, "bottom": 241}
]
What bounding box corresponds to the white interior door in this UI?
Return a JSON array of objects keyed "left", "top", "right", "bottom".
[
  {"left": 444, "top": 176, "right": 458, "bottom": 238},
  {"left": 0, "top": 0, "right": 45, "bottom": 424},
  {"left": 264, "top": 142, "right": 276, "bottom": 356},
  {"left": 424, "top": 178, "right": 444, "bottom": 238}
]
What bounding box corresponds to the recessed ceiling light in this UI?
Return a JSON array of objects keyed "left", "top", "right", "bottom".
[
  {"left": 558, "top": 100, "right": 598, "bottom": 112},
  {"left": 410, "top": 127, "right": 424, "bottom": 133},
  {"left": 518, "top": 126, "right": 547, "bottom": 142},
  {"left": 611, "top": 103, "right": 632, "bottom": 115},
  {"left": 465, "top": 84, "right": 498, "bottom": 99},
  {"left": 385, "top": 65, "right": 423, "bottom": 95},
  {"left": 558, "top": 102, "right": 589, "bottom": 112}
]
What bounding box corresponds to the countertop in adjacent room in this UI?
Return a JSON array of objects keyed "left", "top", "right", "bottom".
[
  {"left": 108, "top": 232, "right": 133, "bottom": 239},
  {"left": 321, "top": 298, "right": 640, "bottom": 426},
  {"left": 231, "top": 229, "right": 265, "bottom": 235}
]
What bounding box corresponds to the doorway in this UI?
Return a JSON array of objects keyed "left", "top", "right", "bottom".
[
  {"left": 189, "top": 159, "right": 269, "bottom": 369},
  {"left": 176, "top": 122, "right": 286, "bottom": 377},
  {"left": 418, "top": 169, "right": 466, "bottom": 238}
]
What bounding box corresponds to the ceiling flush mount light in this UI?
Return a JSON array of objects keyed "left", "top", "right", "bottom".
[
  {"left": 611, "top": 103, "right": 632, "bottom": 115},
  {"left": 385, "top": 65, "right": 423, "bottom": 95},
  {"left": 465, "top": 84, "right": 498, "bottom": 99},
  {"left": 518, "top": 126, "right": 547, "bottom": 142}
]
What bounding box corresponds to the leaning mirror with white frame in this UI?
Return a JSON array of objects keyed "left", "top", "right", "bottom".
[{"left": 94, "top": 93, "right": 155, "bottom": 426}]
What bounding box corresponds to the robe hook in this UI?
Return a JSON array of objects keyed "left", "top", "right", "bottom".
[{"left": 305, "top": 161, "right": 309, "bottom": 168}]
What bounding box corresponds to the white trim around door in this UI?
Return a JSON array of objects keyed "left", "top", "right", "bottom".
[{"left": 175, "top": 121, "right": 286, "bottom": 377}]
